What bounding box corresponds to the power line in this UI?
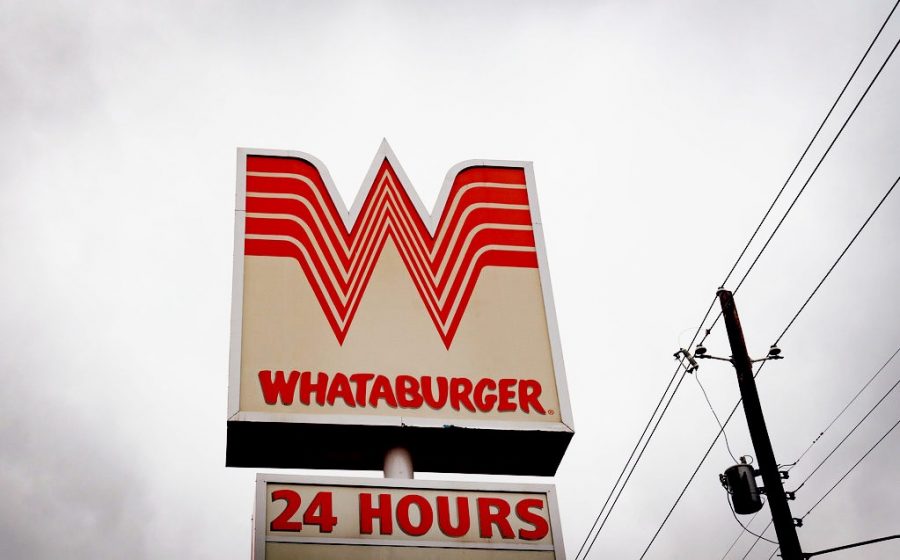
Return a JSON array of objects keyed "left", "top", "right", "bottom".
[
  {"left": 725, "top": 493, "right": 779, "bottom": 546},
  {"left": 802, "top": 413, "right": 900, "bottom": 519},
  {"left": 573, "top": 361, "right": 684, "bottom": 559},
  {"left": 694, "top": 0, "right": 900, "bottom": 349},
  {"left": 636, "top": 13, "right": 900, "bottom": 557},
  {"left": 733, "top": 33, "right": 900, "bottom": 297},
  {"left": 637, "top": 360, "right": 771, "bottom": 560},
  {"left": 696, "top": 296, "right": 721, "bottom": 348},
  {"left": 637, "top": 400, "right": 741, "bottom": 559},
  {"left": 804, "top": 534, "right": 900, "bottom": 558},
  {"left": 645, "top": 167, "right": 899, "bottom": 557},
  {"left": 737, "top": 344, "right": 900, "bottom": 558},
  {"left": 643, "top": 162, "right": 899, "bottom": 558},
  {"left": 720, "top": 509, "right": 762, "bottom": 560},
  {"left": 737, "top": 173, "right": 900, "bottom": 559},
  {"left": 787, "top": 344, "right": 900, "bottom": 470},
  {"left": 575, "top": 294, "right": 723, "bottom": 559},
  {"left": 794, "top": 353, "right": 900, "bottom": 491},
  {"left": 738, "top": 177, "right": 900, "bottom": 557},
  {"left": 721, "top": 0, "right": 900, "bottom": 292},
  {"left": 696, "top": 370, "right": 739, "bottom": 463},
  {"left": 575, "top": 300, "right": 718, "bottom": 560},
  {"left": 741, "top": 518, "right": 774, "bottom": 560},
  {"left": 740, "top": 348, "right": 900, "bottom": 558},
  {"left": 774, "top": 173, "right": 899, "bottom": 344},
  {"left": 653, "top": 165, "right": 898, "bottom": 556},
  {"left": 577, "top": 365, "right": 690, "bottom": 559}
]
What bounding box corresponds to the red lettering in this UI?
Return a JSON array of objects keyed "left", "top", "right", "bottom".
[
  {"left": 359, "top": 493, "right": 392, "bottom": 535},
  {"left": 259, "top": 370, "right": 300, "bottom": 405},
  {"left": 299, "top": 371, "right": 328, "bottom": 406},
  {"left": 396, "top": 494, "right": 433, "bottom": 536},
  {"left": 396, "top": 375, "right": 424, "bottom": 408},
  {"left": 421, "top": 376, "right": 449, "bottom": 409},
  {"left": 325, "top": 372, "right": 356, "bottom": 407},
  {"left": 304, "top": 491, "right": 338, "bottom": 533},
  {"left": 497, "top": 378, "right": 517, "bottom": 412},
  {"left": 515, "top": 498, "right": 549, "bottom": 540},
  {"left": 369, "top": 375, "right": 398, "bottom": 408},
  {"left": 518, "top": 379, "right": 546, "bottom": 414},
  {"left": 436, "top": 496, "right": 470, "bottom": 537},
  {"left": 350, "top": 373, "right": 375, "bottom": 407},
  {"left": 257, "top": 372, "right": 546, "bottom": 414},
  {"left": 450, "top": 378, "right": 476, "bottom": 412},
  {"left": 477, "top": 497, "right": 514, "bottom": 539},
  {"left": 473, "top": 378, "right": 497, "bottom": 412},
  {"left": 270, "top": 489, "right": 302, "bottom": 531}
]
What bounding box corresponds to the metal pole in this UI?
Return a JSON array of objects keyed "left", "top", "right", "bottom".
[
  {"left": 383, "top": 447, "right": 414, "bottom": 479},
  {"left": 717, "top": 289, "right": 803, "bottom": 560}
]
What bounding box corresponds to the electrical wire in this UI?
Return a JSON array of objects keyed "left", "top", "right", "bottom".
[
  {"left": 637, "top": 360, "right": 770, "bottom": 560},
  {"left": 742, "top": 518, "right": 774, "bottom": 560},
  {"left": 794, "top": 358, "right": 900, "bottom": 492},
  {"left": 744, "top": 174, "right": 900, "bottom": 556},
  {"left": 576, "top": 365, "right": 690, "bottom": 559},
  {"left": 696, "top": 371, "right": 739, "bottom": 462},
  {"left": 756, "top": 417, "right": 900, "bottom": 560},
  {"left": 803, "top": 534, "right": 900, "bottom": 558},
  {"left": 786, "top": 344, "right": 900, "bottom": 470},
  {"left": 649, "top": 185, "right": 899, "bottom": 555},
  {"left": 720, "top": 509, "right": 762, "bottom": 560},
  {"left": 694, "top": 0, "right": 900, "bottom": 350},
  {"left": 651, "top": 166, "right": 898, "bottom": 555},
  {"left": 573, "top": 361, "right": 684, "bottom": 560},
  {"left": 581, "top": 4, "right": 899, "bottom": 558},
  {"left": 721, "top": 0, "right": 900, "bottom": 294},
  {"left": 732, "top": 34, "right": 900, "bottom": 296},
  {"left": 737, "top": 345, "right": 900, "bottom": 558},
  {"left": 637, "top": 397, "right": 742, "bottom": 559},
  {"left": 725, "top": 493, "right": 779, "bottom": 546},
  {"left": 575, "top": 294, "right": 723, "bottom": 559},
  {"left": 801, "top": 414, "right": 900, "bottom": 519},
  {"left": 632, "top": 164, "right": 897, "bottom": 559},
  {"left": 638, "top": 16, "right": 900, "bottom": 558},
  {"left": 774, "top": 174, "right": 899, "bottom": 345}
]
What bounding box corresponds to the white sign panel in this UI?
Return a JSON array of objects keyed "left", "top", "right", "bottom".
[
  {"left": 228, "top": 143, "right": 573, "bottom": 474},
  {"left": 254, "top": 475, "right": 566, "bottom": 559}
]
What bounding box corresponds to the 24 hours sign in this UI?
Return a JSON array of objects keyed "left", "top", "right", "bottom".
[{"left": 254, "top": 475, "right": 565, "bottom": 560}]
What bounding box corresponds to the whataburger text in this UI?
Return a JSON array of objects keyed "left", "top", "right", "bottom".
[{"left": 258, "top": 370, "right": 549, "bottom": 415}]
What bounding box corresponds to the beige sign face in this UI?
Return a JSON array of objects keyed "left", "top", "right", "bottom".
[
  {"left": 254, "top": 475, "right": 564, "bottom": 559},
  {"left": 229, "top": 144, "right": 572, "bottom": 433}
]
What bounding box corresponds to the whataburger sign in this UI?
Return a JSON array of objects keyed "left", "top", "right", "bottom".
[
  {"left": 254, "top": 475, "right": 565, "bottom": 560},
  {"left": 227, "top": 142, "right": 573, "bottom": 475}
]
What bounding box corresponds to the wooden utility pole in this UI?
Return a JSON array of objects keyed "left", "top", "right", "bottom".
[{"left": 718, "top": 289, "right": 803, "bottom": 560}]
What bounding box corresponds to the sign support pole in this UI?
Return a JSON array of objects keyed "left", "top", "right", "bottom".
[
  {"left": 384, "top": 447, "right": 414, "bottom": 479},
  {"left": 718, "top": 289, "right": 803, "bottom": 560}
]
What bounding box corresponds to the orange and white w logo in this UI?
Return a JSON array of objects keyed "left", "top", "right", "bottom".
[{"left": 240, "top": 143, "right": 542, "bottom": 348}]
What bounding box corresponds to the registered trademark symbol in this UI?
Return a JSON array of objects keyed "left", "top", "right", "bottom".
[{"left": 548, "top": 409, "right": 555, "bottom": 415}]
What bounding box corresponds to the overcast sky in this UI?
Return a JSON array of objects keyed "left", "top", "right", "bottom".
[{"left": 2, "top": 0, "right": 900, "bottom": 558}]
